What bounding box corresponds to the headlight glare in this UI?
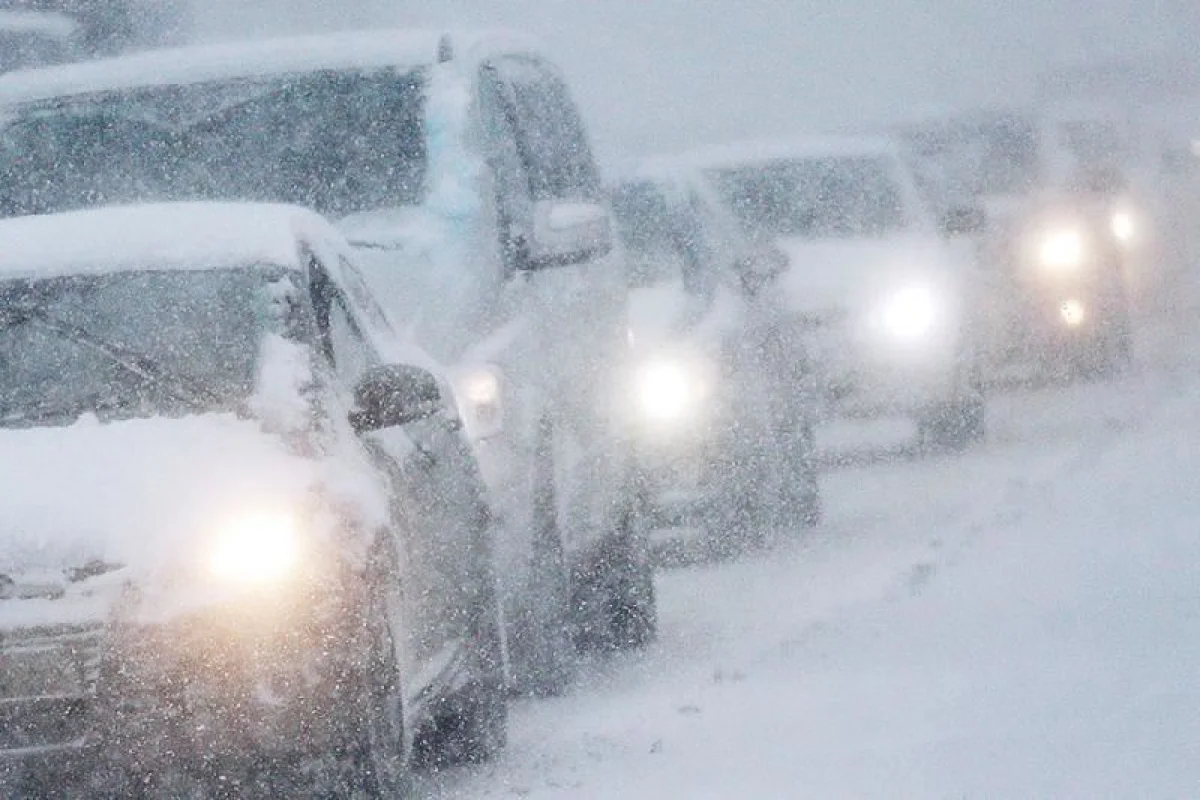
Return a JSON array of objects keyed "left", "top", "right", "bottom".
[
  {"left": 634, "top": 358, "right": 704, "bottom": 422},
  {"left": 1039, "top": 228, "right": 1086, "bottom": 271},
  {"left": 1111, "top": 210, "right": 1135, "bottom": 244},
  {"left": 880, "top": 286, "right": 938, "bottom": 340},
  {"left": 1060, "top": 298, "right": 1086, "bottom": 327},
  {"left": 208, "top": 510, "right": 300, "bottom": 586},
  {"left": 461, "top": 368, "right": 500, "bottom": 407}
]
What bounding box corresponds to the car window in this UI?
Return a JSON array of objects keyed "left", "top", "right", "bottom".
[
  {"left": 338, "top": 255, "right": 394, "bottom": 336},
  {"left": 479, "top": 64, "right": 535, "bottom": 275},
  {"left": 310, "top": 259, "right": 375, "bottom": 387},
  {"left": 491, "top": 56, "right": 601, "bottom": 201}
]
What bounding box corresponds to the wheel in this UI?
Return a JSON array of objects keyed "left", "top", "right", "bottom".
[
  {"left": 356, "top": 541, "right": 411, "bottom": 797},
  {"left": 506, "top": 419, "right": 578, "bottom": 697},
  {"left": 919, "top": 394, "right": 986, "bottom": 452},
  {"left": 414, "top": 573, "right": 508, "bottom": 767},
  {"left": 413, "top": 674, "right": 507, "bottom": 769},
  {"left": 601, "top": 487, "right": 658, "bottom": 650}
]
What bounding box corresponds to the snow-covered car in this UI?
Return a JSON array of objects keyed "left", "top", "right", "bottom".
[
  {"left": 983, "top": 193, "right": 1134, "bottom": 377},
  {"left": 0, "top": 29, "right": 653, "bottom": 696},
  {"left": 610, "top": 162, "right": 820, "bottom": 551},
  {"left": 0, "top": 203, "right": 505, "bottom": 796},
  {"left": 688, "top": 137, "right": 989, "bottom": 450}
]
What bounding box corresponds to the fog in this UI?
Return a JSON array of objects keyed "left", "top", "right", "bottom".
[{"left": 194, "top": 0, "right": 1199, "bottom": 162}]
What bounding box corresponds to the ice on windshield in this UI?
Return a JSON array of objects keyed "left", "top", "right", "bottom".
[
  {"left": 0, "top": 67, "right": 428, "bottom": 218},
  {"left": 709, "top": 156, "right": 909, "bottom": 239}
]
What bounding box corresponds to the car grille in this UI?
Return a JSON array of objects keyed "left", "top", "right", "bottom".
[{"left": 0, "top": 624, "right": 104, "bottom": 755}]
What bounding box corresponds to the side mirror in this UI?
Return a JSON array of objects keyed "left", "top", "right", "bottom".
[
  {"left": 523, "top": 200, "right": 614, "bottom": 270},
  {"left": 940, "top": 207, "right": 988, "bottom": 237},
  {"left": 349, "top": 364, "right": 442, "bottom": 433}
]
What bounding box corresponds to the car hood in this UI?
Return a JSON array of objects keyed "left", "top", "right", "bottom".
[
  {"left": 772, "top": 234, "right": 958, "bottom": 317},
  {"left": 0, "top": 413, "right": 325, "bottom": 583}
]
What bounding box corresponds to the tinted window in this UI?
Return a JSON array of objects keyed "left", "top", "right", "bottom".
[
  {"left": 711, "top": 156, "right": 909, "bottom": 238},
  {"left": 494, "top": 58, "right": 600, "bottom": 200}
]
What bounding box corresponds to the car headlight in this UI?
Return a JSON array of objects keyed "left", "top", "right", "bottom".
[
  {"left": 880, "top": 286, "right": 938, "bottom": 340},
  {"left": 461, "top": 367, "right": 500, "bottom": 407},
  {"left": 208, "top": 510, "right": 301, "bottom": 586},
  {"left": 1039, "top": 228, "right": 1086, "bottom": 271},
  {"left": 1060, "top": 298, "right": 1086, "bottom": 327},
  {"left": 1110, "top": 209, "right": 1135, "bottom": 244},
  {"left": 634, "top": 358, "right": 707, "bottom": 423}
]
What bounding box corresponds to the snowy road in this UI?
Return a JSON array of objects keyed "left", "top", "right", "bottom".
[{"left": 411, "top": 302, "right": 1200, "bottom": 799}]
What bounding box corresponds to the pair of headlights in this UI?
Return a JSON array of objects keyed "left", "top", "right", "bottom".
[{"left": 1038, "top": 209, "right": 1138, "bottom": 272}]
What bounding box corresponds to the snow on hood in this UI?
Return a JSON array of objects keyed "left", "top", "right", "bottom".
[
  {"left": 773, "top": 233, "right": 959, "bottom": 316},
  {"left": 0, "top": 414, "right": 320, "bottom": 578},
  {"left": 0, "top": 329, "right": 389, "bottom": 604}
]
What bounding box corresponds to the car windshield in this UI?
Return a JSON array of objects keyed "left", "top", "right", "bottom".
[
  {"left": 0, "top": 67, "right": 428, "bottom": 219},
  {"left": 0, "top": 267, "right": 294, "bottom": 427},
  {"left": 710, "top": 156, "right": 909, "bottom": 238}
]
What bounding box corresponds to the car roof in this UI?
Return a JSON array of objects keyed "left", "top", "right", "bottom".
[
  {"left": 0, "top": 28, "right": 543, "bottom": 105},
  {"left": 0, "top": 201, "right": 343, "bottom": 281},
  {"left": 681, "top": 135, "right": 902, "bottom": 171}
]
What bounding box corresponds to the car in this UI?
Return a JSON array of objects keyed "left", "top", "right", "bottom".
[
  {"left": 685, "top": 136, "right": 989, "bottom": 450},
  {"left": 0, "top": 202, "right": 505, "bottom": 797},
  {"left": 610, "top": 161, "right": 821, "bottom": 554},
  {"left": 0, "top": 28, "right": 654, "bottom": 695},
  {"left": 895, "top": 111, "right": 1138, "bottom": 379},
  {"left": 983, "top": 192, "right": 1134, "bottom": 378}
]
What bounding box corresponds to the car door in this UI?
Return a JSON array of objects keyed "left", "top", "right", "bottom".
[
  {"left": 315, "top": 253, "right": 490, "bottom": 707},
  {"left": 485, "top": 54, "right": 629, "bottom": 558}
]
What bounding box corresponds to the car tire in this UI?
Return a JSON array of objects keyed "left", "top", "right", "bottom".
[
  {"left": 413, "top": 673, "right": 507, "bottom": 769},
  {"left": 506, "top": 419, "right": 578, "bottom": 697},
  {"left": 356, "top": 540, "right": 412, "bottom": 798},
  {"left": 596, "top": 485, "right": 658, "bottom": 650}
]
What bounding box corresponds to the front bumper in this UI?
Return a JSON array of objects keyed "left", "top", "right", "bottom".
[{"left": 0, "top": 581, "right": 364, "bottom": 790}]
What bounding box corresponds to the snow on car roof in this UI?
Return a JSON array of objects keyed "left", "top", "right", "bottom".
[
  {"left": 0, "top": 202, "right": 339, "bottom": 280},
  {"left": 681, "top": 135, "right": 903, "bottom": 170},
  {"left": 0, "top": 28, "right": 541, "bottom": 105}
]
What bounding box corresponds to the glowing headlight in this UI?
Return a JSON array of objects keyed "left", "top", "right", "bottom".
[
  {"left": 880, "top": 286, "right": 938, "bottom": 340},
  {"left": 634, "top": 359, "right": 704, "bottom": 422},
  {"left": 1110, "top": 210, "right": 1135, "bottom": 244},
  {"left": 1060, "top": 298, "right": 1086, "bottom": 327},
  {"left": 461, "top": 368, "right": 500, "bottom": 407},
  {"left": 208, "top": 511, "right": 300, "bottom": 586},
  {"left": 1039, "top": 228, "right": 1086, "bottom": 271}
]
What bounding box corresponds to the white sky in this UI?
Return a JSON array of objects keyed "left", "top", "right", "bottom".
[{"left": 193, "top": 1, "right": 1198, "bottom": 162}]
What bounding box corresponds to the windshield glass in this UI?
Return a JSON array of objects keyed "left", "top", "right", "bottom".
[
  {"left": 0, "top": 67, "right": 428, "bottom": 219},
  {"left": 0, "top": 267, "right": 293, "bottom": 427},
  {"left": 709, "top": 156, "right": 909, "bottom": 238}
]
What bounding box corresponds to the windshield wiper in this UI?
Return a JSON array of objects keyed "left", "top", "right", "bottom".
[{"left": 26, "top": 311, "right": 222, "bottom": 408}]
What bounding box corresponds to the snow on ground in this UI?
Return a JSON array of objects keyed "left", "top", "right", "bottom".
[{"left": 414, "top": 304, "right": 1200, "bottom": 797}]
